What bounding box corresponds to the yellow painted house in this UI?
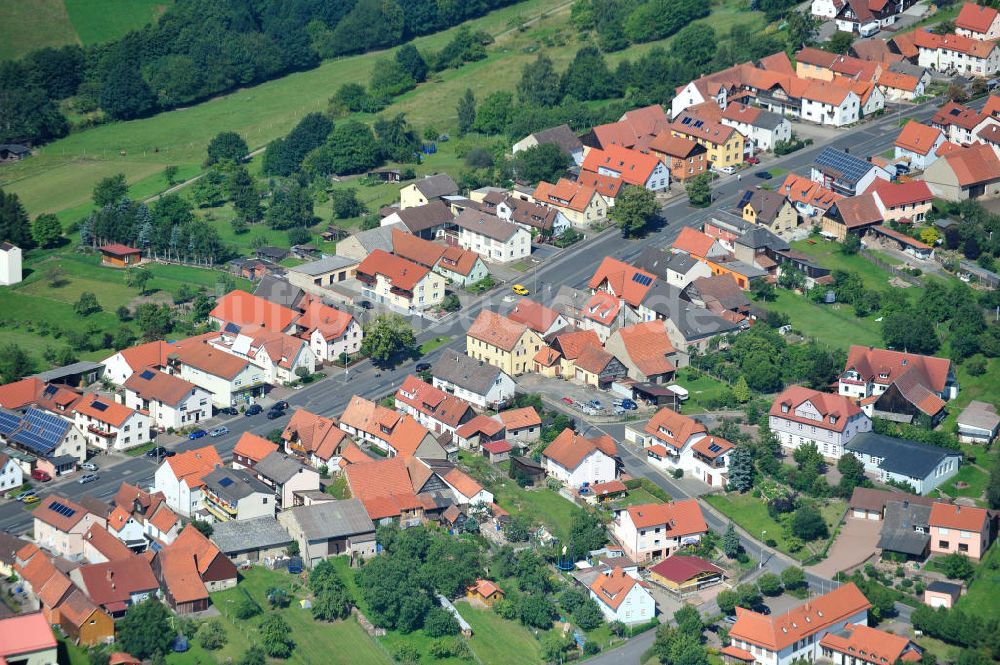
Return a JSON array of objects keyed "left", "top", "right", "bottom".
[
  {"left": 670, "top": 116, "right": 746, "bottom": 170},
  {"left": 465, "top": 310, "right": 544, "bottom": 376}
]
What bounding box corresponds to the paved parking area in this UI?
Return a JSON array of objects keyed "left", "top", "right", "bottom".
[{"left": 808, "top": 517, "right": 881, "bottom": 578}]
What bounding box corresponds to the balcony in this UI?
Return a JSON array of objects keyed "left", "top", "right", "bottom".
[
  {"left": 356, "top": 272, "right": 376, "bottom": 287},
  {"left": 389, "top": 285, "right": 413, "bottom": 298},
  {"left": 87, "top": 425, "right": 115, "bottom": 438}
]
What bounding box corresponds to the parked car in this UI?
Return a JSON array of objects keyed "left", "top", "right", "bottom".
[
  {"left": 80, "top": 462, "right": 99, "bottom": 472},
  {"left": 273, "top": 401, "right": 289, "bottom": 411},
  {"left": 22, "top": 494, "right": 40, "bottom": 505},
  {"left": 511, "top": 284, "right": 529, "bottom": 295},
  {"left": 754, "top": 171, "right": 773, "bottom": 180},
  {"left": 78, "top": 473, "right": 99, "bottom": 485},
  {"left": 13, "top": 490, "right": 36, "bottom": 501},
  {"left": 266, "top": 409, "right": 285, "bottom": 420},
  {"left": 620, "top": 398, "right": 637, "bottom": 410},
  {"left": 218, "top": 406, "right": 238, "bottom": 416},
  {"left": 245, "top": 404, "right": 263, "bottom": 416},
  {"left": 561, "top": 397, "right": 574, "bottom": 405},
  {"left": 358, "top": 300, "right": 374, "bottom": 310},
  {"left": 188, "top": 429, "right": 208, "bottom": 440},
  {"left": 415, "top": 362, "right": 431, "bottom": 372},
  {"left": 30, "top": 469, "right": 51, "bottom": 482},
  {"left": 209, "top": 427, "right": 229, "bottom": 437},
  {"left": 746, "top": 155, "right": 760, "bottom": 165},
  {"left": 589, "top": 399, "right": 603, "bottom": 410},
  {"left": 751, "top": 604, "right": 771, "bottom": 615},
  {"left": 145, "top": 446, "right": 175, "bottom": 459}
]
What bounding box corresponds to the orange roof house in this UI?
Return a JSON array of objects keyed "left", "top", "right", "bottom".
[
  {"left": 293, "top": 296, "right": 356, "bottom": 343},
  {"left": 612, "top": 499, "right": 709, "bottom": 561},
  {"left": 344, "top": 457, "right": 422, "bottom": 520},
  {"left": 925, "top": 143, "right": 1000, "bottom": 202},
  {"left": 153, "top": 525, "right": 237, "bottom": 613},
  {"left": 100, "top": 243, "right": 142, "bottom": 267},
  {"left": 588, "top": 567, "right": 654, "bottom": 621},
  {"left": 0, "top": 612, "right": 58, "bottom": 659},
  {"left": 896, "top": 120, "right": 945, "bottom": 156},
  {"left": 928, "top": 503, "right": 992, "bottom": 560},
  {"left": 605, "top": 320, "right": 676, "bottom": 383},
  {"left": 508, "top": 298, "right": 565, "bottom": 336},
  {"left": 581, "top": 145, "right": 666, "bottom": 189},
  {"left": 281, "top": 408, "right": 348, "bottom": 466},
  {"left": 588, "top": 256, "right": 657, "bottom": 308},
  {"left": 467, "top": 579, "right": 505, "bottom": 605},
  {"left": 163, "top": 445, "right": 222, "bottom": 490},
  {"left": 533, "top": 178, "right": 603, "bottom": 213},
  {"left": 820, "top": 623, "right": 922, "bottom": 664},
  {"left": 647, "top": 134, "right": 709, "bottom": 182},
  {"left": 390, "top": 228, "right": 446, "bottom": 268},
  {"left": 395, "top": 374, "right": 475, "bottom": 433},
  {"left": 770, "top": 385, "right": 863, "bottom": 434},
  {"left": 232, "top": 432, "right": 279, "bottom": 469},
  {"left": 209, "top": 290, "right": 298, "bottom": 333},
  {"left": 339, "top": 395, "right": 446, "bottom": 459},
  {"left": 542, "top": 428, "right": 618, "bottom": 483},
  {"left": 841, "top": 345, "right": 955, "bottom": 421},
  {"left": 591, "top": 104, "right": 669, "bottom": 150},
  {"left": 497, "top": 407, "right": 541, "bottom": 434},
  {"left": 644, "top": 408, "right": 707, "bottom": 451},
  {"left": 356, "top": 249, "right": 431, "bottom": 293},
  {"left": 956, "top": 3, "right": 1000, "bottom": 38}
]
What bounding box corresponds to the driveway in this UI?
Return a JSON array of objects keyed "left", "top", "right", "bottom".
[{"left": 807, "top": 517, "right": 881, "bottom": 578}]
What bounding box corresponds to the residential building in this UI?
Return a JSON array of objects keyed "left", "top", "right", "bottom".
[
  {"left": 956, "top": 400, "right": 1000, "bottom": 444},
  {"left": 334, "top": 223, "right": 399, "bottom": 262},
  {"left": 876, "top": 498, "right": 933, "bottom": 560},
  {"left": 819, "top": 623, "right": 923, "bottom": 665},
  {"left": 70, "top": 557, "right": 159, "bottom": 618},
  {"left": 726, "top": 583, "right": 871, "bottom": 665},
  {"left": 232, "top": 432, "right": 278, "bottom": 471},
  {"left": 465, "top": 310, "right": 544, "bottom": 376},
  {"left": 956, "top": 2, "right": 1000, "bottom": 41},
  {"left": 588, "top": 256, "right": 659, "bottom": 318},
  {"left": 432, "top": 349, "right": 516, "bottom": 410},
  {"left": 480, "top": 191, "right": 569, "bottom": 237},
  {"left": 928, "top": 502, "right": 992, "bottom": 559},
  {"left": 512, "top": 124, "right": 585, "bottom": 164},
  {"left": 395, "top": 375, "right": 476, "bottom": 435},
  {"left": 648, "top": 555, "right": 725, "bottom": 592},
  {"left": 741, "top": 189, "right": 800, "bottom": 235},
  {"left": 632, "top": 247, "right": 713, "bottom": 288},
  {"left": 434, "top": 245, "right": 489, "bottom": 286},
  {"left": 721, "top": 103, "right": 792, "bottom": 152},
  {"left": 382, "top": 201, "right": 457, "bottom": 239},
  {"left": 821, "top": 193, "right": 884, "bottom": 241},
  {"left": 581, "top": 145, "right": 670, "bottom": 191},
  {"left": 551, "top": 329, "right": 629, "bottom": 388},
  {"left": 339, "top": 395, "right": 448, "bottom": 459},
  {"left": 277, "top": 499, "right": 377, "bottom": 567},
  {"left": 923, "top": 142, "right": 1000, "bottom": 201},
  {"left": 894, "top": 121, "right": 945, "bottom": 170},
  {"left": 812, "top": 147, "right": 891, "bottom": 196},
  {"left": 59, "top": 590, "right": 114, "bottom": 646},
  {"left": 293, "top": 297, "right": 362, "bottom": 363},
  {"left": 112, "top": 482, "right": 181, "bottom": 546},
  {"left": 507, "top": 298, "right": 569, "bottom": 338},
  {"left": 611, "top": 500, "right": 708, "bottom": 561},
  {"left": 253, "top": 452, "right": 320, "bottom": 511},
  {"left": 914, "top": 29, "right": 1000, "bottom": 77},
  {"left": 626, "top": 408, "right": 733, "bottom": 487},
  {"left": 930, "top": 100, "right": 985, "bottom": 145},
  {"left": 532, "top": 179, "right": 608, "bottom": 227},
  {"left": 285, "top": 256, "right": 357, "bottom": 294},
  {"left": 398, "top": 174, "right": 459, "bottom": 209},
  {"left": 152, "top": 445, "right": 224, "bottom": 517},
  {"left": 846, "top": 432, "right": 961, "bottom": 494},
  {"left": 452, "top": 209, "right": 531, "bottom": 264},
  {"left": 152, "top": 525, "right": 237, "bottom": 614},
  {"left": 0, "top": 612, "right": 58, "bottom": 664},
  {"left": 670, "top": 114, "right": 746, "bottom": 170},
  {"left": 635, "top": 281, "right": 741, "bottom": 356},
  {"left": 208, "top": 290, "right": 297, "bottom": 335},
  {"left": 80, "top": 523, "right": 132, "bottom": 564},
  {"left": 647, "top": 134, "right": 710, "bottom": 181},
  {"left": 589, "top": 567, "right": 656, "bottom": 625},
  {"left": 202, "top": 467, "right": 273, "bottom": 522},
  {"left": 924, "top": 580, "right": 963, "bottom": 608},
  {"left": 877, "top": 69, "right": 928, "bottom": 101},
  {"left": 838, "top": 345, "right": 957, "bottom": 424},
  {"left": 166, "top": 336, "right": 266, "bottom": 407},
  {"left": 355, "top": 249, "right": 446, "bottom": 312},
  {"left": 281, "top": 409, "right": 349, "bottom": 468},
  {"left": 33, "top": 494, "right": 105, "bottom": 559},
  {"left": 123, "top": 368, "right": 210, "bottom": 430},
  {"left": 73, "top": 393, "right": 150, "bottom": 452},
  {"left": 0, "top": 451, "right": 22, "bottom": 493},
  {"left": 604, "top": 320, "right": 677, "bottom": 384},
  {"left": 868, "top": 179, "right": 934, "bottom": 224},
  {"left": 467, "top": 579, "right": 505, "bottom": 606},
  {"left": 800, "top": 81, "right": 860, "bottom": 126},
  {"left": 769, "top": 386, "right": 872, "bottom": 458},
  {"left": 496, "top": 407, "right": 541, "bottom": 444},
  {"left": 100, "top": 340, "right": 173, "bottom": 386},
  {"left": 541, "top": 428, "right": 618, "bottom": 488},
  {"left": 210, "top": 515, "right": 293, "bottom": 564}
]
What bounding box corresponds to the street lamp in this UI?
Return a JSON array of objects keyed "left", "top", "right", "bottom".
[{"left": 760, "top": 530, "right": 767, "bottom": 569}]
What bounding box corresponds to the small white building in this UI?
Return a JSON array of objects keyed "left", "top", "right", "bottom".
[
  {"left": 624, "top": 408, "right": 733, "bottom": 488},
  {"left": 721, "top": 104, "right": 792, "bottom": 152},
  {"left": 153, "top": 445, "right": 223, "bottom": 517},
  {"left": 588, "top": 568, "right": 656, "bottom": 625},
  {"left": 800, "top": 83, "right": 860, "bottom": 127},
  {"left": 0, "top": 242, "right": 23, "bottom": 286},
  {"left": 541, "top": 428, "right": 618, "bottom": 488},
  {"left": 956, "top": 400, "right": 1000, "bottom": 444},
  {"left": 0, "top": 452, "right": 23, "bottom": 493},
  {"left": 123, "top": 368, "right": 211, "bottom": 430},
  {"left": 431, "top": 349, "right": 517, "bottom": 410},
  {"left": 452, "top": 210, "right": 531, "bottom": 264}
]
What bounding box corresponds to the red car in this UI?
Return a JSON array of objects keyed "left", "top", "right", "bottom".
[
  {"left": 31, "top": 469, "right": 52, "bottom": 482},
  {"left": 746, "top": 156, "right": 760, "bottom": 165},
  {"left": 561, "top": 397, "right": 574, "bottom": 405}
]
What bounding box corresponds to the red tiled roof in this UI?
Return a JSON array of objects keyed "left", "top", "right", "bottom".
[
  {"left": 914, "top": 28, "right": 999, "bottom": 58},
  {"left": 590, "top": 567, "right": 643, "bottom": 610},
  {"left": 770, "top": 386, "right": 861, "bottom": 433},
  {"left": 357, "top": 249, "right": 431, "bottom": 292},
  {"left": 780, "top": 174, "right": 843, "bottom": 210},
  {"left": 498, "top": 407, "right": 541, "bottom": 430},
  {"left": 878, "top": 70, "right": 920, "bottom": 93},
  {"left": 584, "top": 291, "right": 620, "bottom": 326},
  {"left": 554, "top": 329, "right": 603, "bottom": 361},
  {"left": 456, "top": 414, "right": 505, "bottom": 439},
  {"left": 796, "top": 47, "right": 838, "bottom": 68},
  {"left": 83, "top": 524, "right": 133, "bottom": 561},
  {"left": 391, "top": 229, "right": 446, "bottom": 268},
  {"left": 615, "top": 320, "right": 675, "bottom": 377},
  {"left": 819, "top": 623, "right": 917, "bottom": 664},
  {"left": 467, "top": 310, "right": 531, "bottom": 352},
  {"left": 801, "top": 80, "right": 853, "bottom": 106},
  {"left": 672, "top": 227, "right": 717, "bottom": 258},
  {"left": 587, "top": 256, "right": 657, "bottom": 307},
  {"left": 508, "top": 298, "right": 562, "bottom": 334},
  {"left": 691, "top": 435, "right": 735, "bottom": 459},
  {"left": 941, "top": 143, "right": 1000, "bottom": 187},
  {"left": 340, "top": 395, "right": 433, "bottom": 458},
  {"left": 533, "top": 346, "right": 562, "bottom": 367},
  {"left": 396, "top": 375, "right": 473, "bottom": 429},
  {"left": 574, "top": 345, "right": 617, "bottom": 375},
  {"left": 591, "top": 479, "right": 627, "bottom": 496},
  {"left": 437, "top": 245, "right": 481, "bottom": 277},
  {"left": 581, "top": 145, "right": 662, "bottom": 187},
  {"left": 895, "top": 121, "right": 943, "bottom": 156},
  {"left": 34, "top": 495, "right": 90, "bottom": 532},
  {"left": 624, "top": 499, "right": 707, "bottom": 534},
  {"left": 648, "top": 134, "right": 705, "bottom": 160},
  {"left": 721, "top": 103, "right": 762, "bottom": 126},
  {"left": 957, "top": 3, "right": 1000, "bottom": 33},
  {"left": 75, "top": 392, "right": 136, "bottom": 428},
  {"left": 831, "top": 194, "right": 883, "bottom": 229},
  {"left": 294, "top": 296, "right": 354, "bottom": 341},
  {"left": 233, "top": 432, "right": 279, "bottom": 464},
  {"left": 844, "top": 345, "right": 951, "bottom": 393},
  {"left": 482, "top": 440, "right": 513, "bottom": 455},
  {"left": 157, "top": 547, "right": 208, "bottom": 604},
  {"left": 577, "top": 170, "right": 626, "bottom": 199},
  {"left": 542, "top": 428, "right": 617, "bottom": 470},
  {"left": 124, "top": 368, "right": 197, "bottom": 407},
  {"left": 872, "top": 225, "right": 932, "bottom": 251},
  {"left": 644, "top": 408, "right": 707, "bottom": 450},
  {"left": 345, "top": 457, "right": 421, "bottom": 520},
  {"left": 444, "top": 468, "right": 484, "bottom": 499},
  {"left": 759, "top": 51, "right": 795, "bottom": 75},
  {"left": 721, "top": 646, "right": 756, "bottom": 661},
  {"left": 281, "top": 409, "right": 345, "bottom": 461},
  {"left": 100, "top": 243, "right": 141, "bottom": 257},
  {"left": 169, "top": 337, "right": 251, "bottom": 380},
  {"left": 77, "top": 556, "right": 159, "bottom": 607},
  {"left": 649, "top": 554, "right": 724, "bottom": 583},
  {"left": 670, "top": 114, "right": 738, "bottom": 146},
  {"left": 0, "top": 613, "right": 58, "bottom": 657},
  {"left": 164, "top": 445, "right": 222, "bottom": 489},
  {"left": 534, "top": 179, "right": 599, "bottom": 213},
  {"left": 468, "top": 579, "right": 503, "bottom": 599},
  {"left": 118, "top": 340, "right": 173, "bottom": 372},
  {"left": 730, "top": 583, "right": 871, "bottom": 651},
  {"left": 867, "top": 179, "right": 933, "bottom": 207},
  {"left": 929, "top": 502, "right": 988, "bottom": 532},
  {"left": 210, "top": 290, "right": 297, "bottom": 333}
]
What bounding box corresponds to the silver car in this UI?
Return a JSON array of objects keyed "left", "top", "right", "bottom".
[
  {"left": 80, "top": 462, "right": 98, "bottom": 471},
  {"left": 78, "top": 473, "right": 99, "bottom": 484},
  {"left": 209, "top": 426, "right": 229, "bottom": 437}
]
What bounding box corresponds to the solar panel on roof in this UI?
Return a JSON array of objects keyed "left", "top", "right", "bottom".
[
  {"left": 708, "top": 443, "right": 722, "bottom": 453},
  {"left": 49, "top": 500, "right": 76, "bottom": 518},
  {"left": 681, "top": 117, "right": 692, "bottom": 125},
  {"left": 694, "top": 120, "right": 704, "bottom": 128},
  {"left": 219, "top": 477, "right": 233, "bottom": 487},
  {"left": 139, "top": 369, "right": 155, "bottom": 380},
  {"left": 631, "top": 273, "right": 653, "bottom": 286},
  {"left": 43, "top": 385, "right": 57, "bottom": 397},
  {"left": 91, "top": 401, "right": 108, "bottom": 411},
  {"left": 738, "top": 191, "right": 753, "bottom": 208}
]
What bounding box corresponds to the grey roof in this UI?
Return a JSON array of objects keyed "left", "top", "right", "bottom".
[
  {"left": 0, "top": 531, "right": 28, "bottom": 566},
  {"left": 453, "top": 209, "right": 522, "bottom": 242},
  {"left": 283, "top": 499, "right": 375, "bottom": 540},
  {"left": 413, "top": 174, "right": 459, "bottom": 199},
  {"left": 203, "top": 467, "right": 271, "bottom": 502},
  {"left": 846, "top": 432, "right": 962, "bottom": 480},
  {"left": 528, "top": 124, "right": 584, "bottom": 155},
  {"left": 926, "top": 580, "right": 962, "bottom": 595},
  {"left": 633, "top": 247, "right": 700, "bottom": 278},
  {"left": 888, "top": 62, "right": 928, "bottom": 78},
  {"left": 750, "top": 107, "right": 787, "bottom": 131},
  {"left": 394, "top": 201, "right": 455, "bottom": 233},
  {"left": 877, "top": 500, "right": 931, "bottom": 556},
  {"left": 433, "top": 349, "right": 506, "bottom": 395},
  {"left": 289, "top": 255, "right": 357, "bottom": 276},
  {"left": 745, "top": 189, "right": 791, "bottom": 224},
  {"left": 640, "top": 282, "right": 741, "bottom": 341},
  {"left": 257, "top": 246, "right": 288, "bottom": 260},
  {"left": 31, "top": 361, "right": 104, "bottom": 383},
  {"left": 348, "top": 223, "right": 400, "bottom": 253},
  {"left": 211, "top": 515, "right": 292, "bottom": 554},
  {"left": 957, "top": 400, "right": 1000, "bottom": 432},
  {"left": 708, "top": 212, "right": 753, "bottom": 235},
  {"left": 256, "top": 452, "right": 314, "bottom": 484},
  {"left": 552, "top": 285, "right": 590, "bottom": 320},
  {"left": 254, "top": 276, "right": 304, "bottom": 309},
  {"left": 736, "top": 226, "right": 789, "bottom": 251},
  {"left": 712, "top": 258, "right": 767, "bottom": 279},
  {"left": 0, "top": 144, "right": 29, "bottom": 155}
]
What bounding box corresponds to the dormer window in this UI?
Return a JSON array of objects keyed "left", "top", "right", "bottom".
[
  {"left": 781, "top": 403, "right": 790, "bottom": 413},
  {"left": 829, "top": 415, "right": 838, "bottom": 425},
  {"left": 879, "top": 372, "right": 888, "bottom": 380}
]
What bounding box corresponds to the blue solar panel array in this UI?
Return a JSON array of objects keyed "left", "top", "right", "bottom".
[
  {"left": 631, "top": 273, "right": 653, "bottom": 286},
  {"left": 10, "top": 409, "right": 70, "bottom": 456},
  {"left": 0, "top": 410, "right": 19, "bottom": 437},
  {"left": 219, "top": 476, "right": 234, "bottom": 487},
  {"left": 708, "top": 443, "right": 723, "bottom": 453},
  {"left": 140, "top": 369, "right": 156, "bottom": 380},
  {"left": 814, "top": 147, "right": 873, "bottom": 185},
  {"left": 48, "top": 500, "right": 77, "bottom": 519}
]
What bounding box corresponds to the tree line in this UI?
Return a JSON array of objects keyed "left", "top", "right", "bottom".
[{"left": 0, "top": 0, "right": 522, "bottom": 145}]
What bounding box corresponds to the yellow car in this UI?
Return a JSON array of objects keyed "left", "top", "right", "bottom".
[
  {"left": 22, "top": 495, "right": 40, "bottom": 505},
  {"left": 512, "top": 284, "right": 530, "bottom": 295}
]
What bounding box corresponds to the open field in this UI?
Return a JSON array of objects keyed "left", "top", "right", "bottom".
[
  {"left": 938, "top": 463, "right": 989, "bottom": 504},
  {"left": 761, "top": 291, "right": 883, "bottom": 349},
  {"left": 64, "top": 0, "right": 172, "bottom": 44},
  {"left": 675, "top": 369, "right": 733, "bottom": 413},
  {"left": 956, "top": 539, "right": 1000, "bottom": 620},
  {"left": 458, "top": 601, "right": 544, "bottom": 665}
]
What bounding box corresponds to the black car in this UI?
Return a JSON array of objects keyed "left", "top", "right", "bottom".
[
  {"left": 217, "top": 406, "right": 238, "bottom": 416},
  {"left": 751, "top": 604, "right": 772, "bottom": 615},
  {"left": 415, "top": 362, "right": 431, "bottom": 372},
  {"left": 358, "top": 300, "right": 374, "bottom": 310},
  {"left": 266, "top": 409, "right": 286, "bottom": 420},
  {"left": 146, "top": 446, "right": 176, "bottom": 459},
  {"left": 273, "top": 401, "right": 289, "bottom": 411},
  {"left": 245, "top": 404, "right": 263, "bottom": 416},
  {"left": 754, "top": 171, "right": 773, "bottom": 180}
]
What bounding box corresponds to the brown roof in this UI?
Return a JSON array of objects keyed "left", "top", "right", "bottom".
[
  {"left": 533, "top": 179, "right": 599, "bottom": 213},
  {"left": 508, "top": 298, "right": 563, "bottom": 334},
  {"left": 100, "top": 243, "right": 141, "bottom": 257},
  {"left": 467, "top": 310, "right": 531, "bottom": 352},
  {"left": 649, "top": 554, "right": 724, "bottom": 583},
  {"left": 542, "top": 428, "right": 617, "bottom": 470},
  {"left": 396, "top": 375, "right": 474, "bottom": 429},
  {"left": 830, "top": 194, "right": 882, "bottom": 229},
  {"left": 391, "top": 229, "right": 447, "bottom": 268},
  {"left": 233, "top": 432, "right": 279, "bottom": 464},
  {"left": 77, "top": 557, "right": 159, "bottom": 607},
  {"left": 34, "top": 495, "right": 90, "bottom": 532},
  {"left": 83, "top": 524, "right": 133, "bottom": 561},
  {"left": 123, "top": 368, "right": 198, "bottom": 406},
  {"left": 281, "top": 409, "right": 345, "bottom": 461},
  {"left": 393, "top": 200, "right": 455, "bottom": 233},
  {"left": 169, "top": 337, "right": 251, "bottom": 380},
  {"left": 574, "top": 345, "right": 617, "bottom": 375},
  {"left": 691, "top": 435, "right": 735, "bottom": 459},
  {"left": 796, "top": 47, "right": 838, "bottom": 68},
  {"left": 357, "top": 249, "right": 431, "bottom": 292},
  {"left": 58, "top": 588, "right": 102, "bottom": 628},
  {"left": 453, "top": 209, "right": 524, "bottom": 242},
  {"left": 455, "top": 414, "right": 505, "bottom": 439},
  {"left": 624, "top": 499, "right": 707, "bottom": 534},
  {"left": 848, "top": 487, "right": 935, "bottom": 512},
  {"left": 758, "top": 51, "right": 795, "bottom": 75},
  {"left": 892, "top": 31, "right": 919, "bottom": 58},
  {"left": 644, "top": 408, "right": 707, "bottom": 450},
  {"left": 648, "top": 134, "right": 705, "bottom": 160},
  {"left": 770, "top": 386, "right": 862, "bottom": 433},
  {"left": 437, "top": 245, "right": 481, "bottom": 276}
]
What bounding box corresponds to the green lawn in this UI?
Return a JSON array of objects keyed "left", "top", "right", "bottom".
[
  {"left": 704, "top": 493, "right": 845, "bottom": 562},
  {"left": 938, "top": 464, "right": 989, "bottom": 503},
  {"left": 761, "top": 290, "right": 882, "bottom": 349},
  {"left": 458, "top": 602, "right": 544, "bottom": 665},
  {"left": 420, "top": 336, "right": 453, "bottom": 355},
  {"left": 64, "top": 0, "right": 172, "bottom": 44},
  {"left": 0, "top": 0, "right": 79, "bottom": 61},
  {"left": 611, "top": 487, "right": 663, "bottom": 508},
  {"left": 495, "top": 483, "right": 582, "bottom": 543},
  {"left": 789, "top": 240, "right": 909, "bottom": 294},
  {"left": 673, "top": 369, "right": 732, "bottom": 414},
  {"left": 956, "top": 539, "right": 1000, "bottom": 620}
]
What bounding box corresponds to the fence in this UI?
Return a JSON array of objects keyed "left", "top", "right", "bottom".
[{"left": 859, "top": 249, "right": 923, "bottom": 286}]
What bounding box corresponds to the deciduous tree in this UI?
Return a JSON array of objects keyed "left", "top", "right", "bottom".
[
  {"left": 612, "top": 185, "right": 658, "bottom": 238},
  {"left": 456, "top": 88, "right": 476, "bottom": 137},
  {"left": 206, "top": 131, "right": 248, "bottom": 165},
  {"left": 31, "top": 213, "right": 63, "bottom": 248},
  {"left": 118, "top": 600, "right": 174, "bottom": 659},
  {"left": 686, "top": 173, "right": 712, "bottom": 208},
  {"left": 517, "top": 54, "right": 560, "bottom": 107},
  {"left": 361, "top": 314, "right": 418, "bottom": 367}
]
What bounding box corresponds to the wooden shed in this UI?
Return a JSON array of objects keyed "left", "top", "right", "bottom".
[{"left": 99, "top": 243, "right": 142, "bottom": 268}]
